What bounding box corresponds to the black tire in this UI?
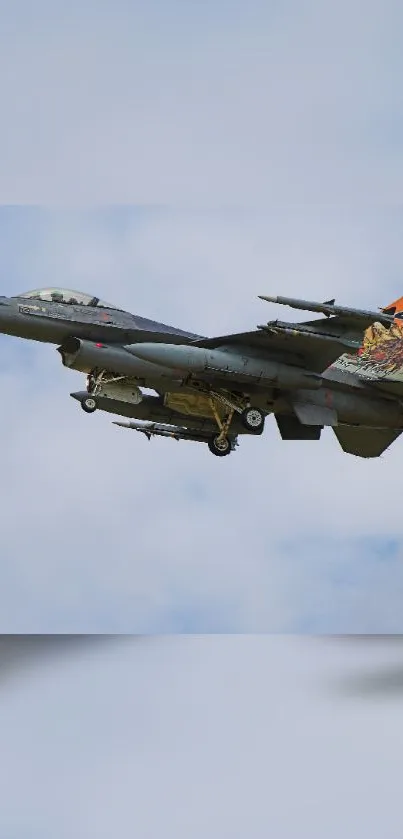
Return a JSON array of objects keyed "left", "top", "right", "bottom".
[
  {"left": 81, "top": 396, "right": 98, "bottom": 414},
  {"left": 208, "top": 434, "right": 232, "bottom": 457},
  {"left": 241, "top": 407, "right": 265, "bottom": 434}
]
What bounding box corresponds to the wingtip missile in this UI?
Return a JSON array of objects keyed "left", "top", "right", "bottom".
[
  {"left": 258, "top": 295, "right": 278, "bottom": 304},
  {"left": 258, "top": 295, "right": 394, "bottom": 325},
  {"left": 258, "top": 295, "right": 337, "bottom": 313}
]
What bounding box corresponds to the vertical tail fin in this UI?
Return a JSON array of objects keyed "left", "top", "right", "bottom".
[{"left": 382, "top": 296, "right": 403, "bottom": 320}]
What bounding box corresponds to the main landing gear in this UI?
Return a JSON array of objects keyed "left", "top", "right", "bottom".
[
  {"left": 241, "top": 407, "right": 265, "bottom": 434},
  {"left": 206, "top": 394, "right": 265, "bottom": 457},
  {"left": 208, "top": 433, "right": 233, "bottom": 457}
]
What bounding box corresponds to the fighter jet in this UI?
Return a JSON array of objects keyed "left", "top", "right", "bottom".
[{"left": 3, "top": 285, "right": 403, "bottom": 458}]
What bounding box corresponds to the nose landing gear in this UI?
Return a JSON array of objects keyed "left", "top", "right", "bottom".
[{"left": 80, "top": 369, "right": 128, "bottom": 415}]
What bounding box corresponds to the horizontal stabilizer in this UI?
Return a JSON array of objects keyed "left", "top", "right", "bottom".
[
  {"left": 333, "top": 426, "right": 402, "bottom": 458},
  {"left": 275, "top": 414, "right": 322, "bottom": 441}
]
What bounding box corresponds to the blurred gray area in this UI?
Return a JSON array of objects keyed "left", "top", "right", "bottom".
[
  {"left": 323, "top": 635, "right": 403, "bottom": 697},
  {"left": 1, "top": 636, "right": 403, "bottom": 838},
  {"left": 0, "top": 635, "right": 122, "bottom": 679},
  {"left": 3, "top": 634, "right": 403, "bottom": 697}
]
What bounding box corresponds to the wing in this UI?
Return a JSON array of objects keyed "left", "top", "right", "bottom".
[
  {"left": 190, "top": 324, "right": 359, "bottom": 374},
  {"left": 333, "top": 427, "right": 402, "bottom": 458},
  {"left": 190, "top": 296, "right": 394, "bottom": 375}
]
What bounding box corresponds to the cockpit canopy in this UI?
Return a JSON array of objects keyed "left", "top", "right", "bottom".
[{"left": 14, "top": 288, "right": 119, "bottom": 310}]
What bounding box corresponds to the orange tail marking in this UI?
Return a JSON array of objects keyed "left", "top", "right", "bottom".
[{"left": 382, "top": 296, "right": 403, "bottom": 319}]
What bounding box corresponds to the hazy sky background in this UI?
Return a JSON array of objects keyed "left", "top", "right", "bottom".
[
  {"left": 2, "top": 636, "right": 403, "bottom": 838},
  {"left": 0, "top": 0, "right": 402, "bottom": 204}
]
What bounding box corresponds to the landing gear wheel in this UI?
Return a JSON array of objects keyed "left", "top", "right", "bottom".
[
  {"left": 241, "top": 407, "right": 265, "bottom": 434},
  {"left": 81, "top": 396, "right": 98, "bottom": 414},
  {"left": 208, "top": 434, "right": 232, "bottom": 457}
]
